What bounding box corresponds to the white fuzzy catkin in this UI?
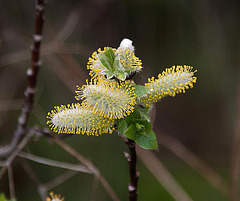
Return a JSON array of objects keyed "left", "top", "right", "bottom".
[
  {"left": 139, "top": 65, "right": 197, "bottom": 107},
  {"left": 47, "top": 103, "right": 114, "bottom": 136}
]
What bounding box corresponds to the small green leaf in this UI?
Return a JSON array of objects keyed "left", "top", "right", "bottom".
[
  {"left": 117, "top": 118, "right": 127, "bottom": 134},
  {"left": 134, "top": 106, "right": 151, "bottom": 122},
  {"left": 134, "top": 85, "right": 150, "bottom": 98},
  {"left": 115, "top": 71, "right": 126, "bottom": 81},
  {"left": 99, "top": 53, "right": 113, "bottom": 71},
  {"left": 135, "top": 129, "right": 158, "bottom": 150},
  {"left": 104, "top": 47, "right": 115, "bottom": 64},
  {"left": 124, "top": 124, "right": 136, "bottom": 140},
  {"left": 136, "top": 123, "right": 145, "bottom": 132},
  {"left": 106, "top": 71, "right": 114, "bottom": 79},
  {"left": 131, "top": 119, "right": 152, "bottom": 132}
]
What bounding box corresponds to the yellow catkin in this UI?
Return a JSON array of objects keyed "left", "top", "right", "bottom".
[
  {"left": 76, "top": 78, "right": 137, "bottom": 119},
  {"left": 139, "top": 65, "right": 197, "bottom": 107},
  {"left": 47, "top": 103, "right": 115, "bottom": 136}
]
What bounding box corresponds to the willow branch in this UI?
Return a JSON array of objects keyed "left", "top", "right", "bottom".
[
  {"left": 125, "top": 139, "right": 139, "bottom": 201},
  {"left": 18, "top": 151, "right": 92, "bottom": 174},
  {"left": 0, "top": 0, "right": 46, "bottom": 157}
]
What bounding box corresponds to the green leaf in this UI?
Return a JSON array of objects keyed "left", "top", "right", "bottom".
[
  {"left": 104, "top": 47, "right": 115, "bottom": 64},
  {"left": 135, "top": 129, "right": 158, "bottom": 149},
  {"left": 134, "top": 106, "right": 151, "bottom": 122},
  {"left": 124, "top": 124, "right": 136, "bottom": 140},
  {"left": 99, "top": 53, "right": 113, "bottom": 71},
  {"left": 134, "top": 85, "right": 150, "bottom": 98},
  {"left": 115, "top": 71, "right": 126, "bottom": 81},
  {"left": 106, "top": 71, "right": 114, "bottom": 79},
  {"left": 131, "top": 119, "right": 152, "bottom": 132},
  {"left": 117, "top": 118, "right": 128, "bottom": 134}
]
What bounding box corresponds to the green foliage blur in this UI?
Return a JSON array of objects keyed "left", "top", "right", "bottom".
[{"left": 0, "top": 0, "right": 239, "bottom": 200}]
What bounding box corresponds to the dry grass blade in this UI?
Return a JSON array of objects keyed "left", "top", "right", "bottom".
[
  {"left": 53, "top": 138, "right": 121, "bottom": 201},
  {"left": 137, "top": 147, "right": 194, "bottom": 201},
  {"left": 157, "top": 131, "right": 228, "bottom": 197}
]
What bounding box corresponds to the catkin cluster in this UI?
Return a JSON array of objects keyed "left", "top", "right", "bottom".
[{"left": 47, "top": 39, "right": 197, "bottom": 136}]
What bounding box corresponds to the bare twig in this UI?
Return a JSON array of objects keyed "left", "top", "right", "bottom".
[
  {"left": 18, "top": 151, "right": 92, "bottom": 174},
  {"left": 229, "top": 80, "right": 240, "bottom": 201},
  {"left": 40, "top": 170, "right": 77, "bottom": 191},
  {"left": 0, "top": 0, "right": 46, "bottom": 158},
  {"left": 137, "top": 147, "right": 194, "bottom": 201},
  {"left": 8, "top": 165, "right": 15, "bottom": 200},
  {"left": 20, "top": 159, "right": 46, "bottom": 200},
  {"left": 0, "top": 130, "right": 34, "bottom": 180},
  {"left": 53, "top": 138, "right": 121, "bottom": 201},
  {"left": 125, "top": 139, "right": 139, "bottom": 201},
  {"left": 157, "top": 131, "right": 228, "bottom": 197}
]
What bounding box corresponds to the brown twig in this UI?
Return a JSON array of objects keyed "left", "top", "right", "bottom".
[
  {"left": 125, "top": 139, "right": 139, "bottom": 201},
  {"left": 0, "top": 0, "right": 46, "bottom": 158},
  {"left": 53, "top": 138, "right": 121, "bottom": 201}
]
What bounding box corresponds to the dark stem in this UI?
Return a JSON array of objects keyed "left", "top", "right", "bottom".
[
  {"left": 0, "top": 0, "right": 46, "bottom": 157},
  {"left": 125, "top": 138, "right": 139, "bottom": 201}
]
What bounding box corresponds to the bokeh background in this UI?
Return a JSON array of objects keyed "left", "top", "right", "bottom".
[{"left": 0, "top": 0, "right": 240, "bottom": 200}]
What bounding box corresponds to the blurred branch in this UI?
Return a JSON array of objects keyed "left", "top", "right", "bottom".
[
  {"left": 0, "top": 0, "right": 46, "bottom": 157},
  {"left": 157, "top": 130, "right": 228, "bottom": 197},
  {"left": 53, "top": 138, "right": 121, "bottom": 201},
  {"left": 20, "top": 158, "right": 47, "bottom": 200},
  {"left": 40, "top": 170, "right": 77, "bottom": 192},
  {"left": 137, "top": 147, "right": 194, "bottom": 201},
  {"left": 8, "top": 165, "right": 15, "bottom": 200},
  {"left": 229, "top": 80, "right": 240, "bottom": 201},
  {"left": 0, "top": 130, "right": 34, "bottom": 180},
  {"left": 18, "top": 151, "right": 92, "bottom": 174}
]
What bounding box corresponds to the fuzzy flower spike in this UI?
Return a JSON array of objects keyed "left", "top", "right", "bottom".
[
  {"left": 47, "top": 103, "right": 114, "bottom": 136},
  {"left": 76, "top": 78, "right": 137, "bottom": 119},
  {"left": 139, "top": 65, "right": 197, "bottom": 107}
]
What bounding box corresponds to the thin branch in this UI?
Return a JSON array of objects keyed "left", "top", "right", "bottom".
[
  {"left": 18, "top": 151, "right": 92, "bottom": 174},
  {"left": 125, "top": 139, "right": 139, "bottom": 201},
  {"left": 40, "top": 170, "right": 77, "bottom": 191},
  {"left": 137, "top": 147, "right": 194, "bottom": 201},
  {"left": 0, "top": 130, "right": 34, "bottom": 180},
  {"left": 20, "top": 158, "right": 41, "bottom": 186},
  {"left": 53, "top": 138, "right": 121, "bottom": 201},
  {"left": 8, "top": 165, "right": 16, "bottom": 200},
  {"left": 157, "top": 131, "right": 228, "bottom": 197},
  {"left": 0, "top": 0, "right": 46, "bottom": 158},
  {"left": 229, "top": 80, "right": 240, "bottom": 201}
]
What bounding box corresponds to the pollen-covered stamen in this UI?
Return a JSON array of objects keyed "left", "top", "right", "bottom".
[
  {"left": 117, "top": 49, "right": 142, "bottom": 73},
  {"left": 47, "top": 103, "right": 115, "bottom": 136},
  {"left": 78, "top": 79, "right": 137, "bottom": 119},
  {"left": 139, "top": 65, "right": 197, "bottom": 107}
]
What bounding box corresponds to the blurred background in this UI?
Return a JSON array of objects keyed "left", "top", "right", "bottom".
[{"left": 0, "top": 0, "right": 240, "bottom": 200}]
